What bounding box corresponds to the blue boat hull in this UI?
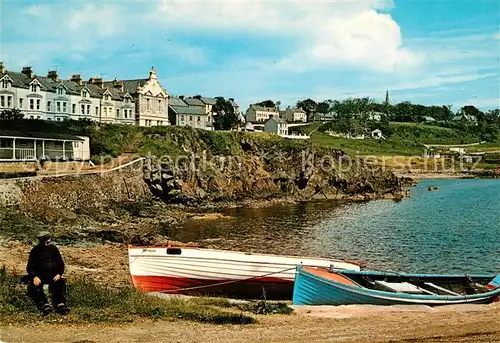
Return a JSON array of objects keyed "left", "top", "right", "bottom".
[{"left": 293, "top": 267, "right": 500, "bottom": 306}]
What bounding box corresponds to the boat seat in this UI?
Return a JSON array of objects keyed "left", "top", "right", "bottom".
[
  {"left": 374, "top": 281, "right": 436, "bottom": 295},
  {"left": 424, "top": 282, "right": 460, "bottom": 296}
]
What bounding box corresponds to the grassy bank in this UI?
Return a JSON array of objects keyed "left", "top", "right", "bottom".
[
  {"left": 0, "top": 267, "right": 257, "bottom": 325},
  {"left": 300, "top": 121, "right": 500, "bottom": 157}
]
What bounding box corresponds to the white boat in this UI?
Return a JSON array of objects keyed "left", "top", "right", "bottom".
[{"left": 128, "top": 245, "right": 360, "bottom": 299}]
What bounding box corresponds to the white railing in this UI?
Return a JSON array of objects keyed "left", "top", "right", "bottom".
[{"left": 16, "top": 148, "right": 36, "bottom": 160}]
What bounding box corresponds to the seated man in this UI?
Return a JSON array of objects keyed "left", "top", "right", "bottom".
[{"left": 26, "top": 231, "right": 69, "bottom": 315}]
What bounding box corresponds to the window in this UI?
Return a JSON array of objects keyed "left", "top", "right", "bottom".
[
  {"left": 19, "top": 98, "right": 23, "bottom": 108},
  {"left": 72, "top": 104, "right": 76, "bottom": 114},
  {"left": 0, "top": 96, "right": 4, "bottom": 107},
  {"left": 47, "top": 101, "right": 51, "bottom": 111},
  {"left": 36, "top": 99, "right": 40, "bottom": 110},
  {"left": 146, "top": 98, "right": 150, "bottom": 110},
  {"left": 57, "top": 88, "right": 64, "bottom": 96},
  {"left": 158, "top": 100, "right": 161, "bottom": 111},
  {"left": 82, "top": 91, "right": 88, "bottom": 98},
  {"left": 96, "top": 107, "right": 99, "bottom": 114},
  {"left": 62, "top": 102, "right": 67, "bottom": 112},
  {"left": 103, "top": 107, "right": 107, "bottom": 116},
  {"left": 116, "top": 109, "right": 120, "bottom": 118},
  {"left": 7, "top": 96, "right": 12, "bottom": 108},
  {"left": 31, "top": 84, "right": 37, "bottom": 92},
  {"left": 197, "top": 117, "right": 201, "bottom": 123},
  {"left": 56, "top": 102, "right": 61, "bottom": 112},
  {"left": 30, "top": 115, "right": 34, "bottom": 119},
  {"left": 56, "top": 118, "right": 61, "bottom": 121},
  {"left": 29, "top": 99, "right": 34, "bottom": 110},
  {"left": 180, "top": 115, "right": 185, "bottom": 122},
  {"left": 87, "top": 105, "right": 90, "bottom": 115},
  {"left": 124, "top": 109, "right": 127, "bottom": 119},
  {"left": 37, "top": 116, "right": 41, "bottom": 119},
  {"left": 81, "top": 105, "right": 85, "bottom": 114},
  {"left": 1, "top": 80, "right": 8, "bottom": 89},
  {"left": 189, "top": 116, "right": 193, "bottom": 122}
]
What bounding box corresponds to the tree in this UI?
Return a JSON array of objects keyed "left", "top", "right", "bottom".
[
  {"left": 255, "top": 100, "right": 275, "bottom": 108},
  {"left": 485, "top": 109, "right": 500, "bottom": 125},
  {"left": 316, "top": 101, "right": 330, "bottom": 114},
  {"left": 213, "top": 97, "right": 239, "bottom": 130},
  {"left": 296, "top": 98, "right": 318, "bottom": 118},
  {"left": 0, "top": 108, "right": 24, "bottom": 120}
]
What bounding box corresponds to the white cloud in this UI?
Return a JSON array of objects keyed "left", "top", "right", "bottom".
[
  {"left": 155, "top": 0, "right": 419, "bottom": 73},
  {"left": 25, "top": 5, "right": 43, "bottom": 16},
  {"left": 67, "top": 4, "right": 123, "bottom": 37}
]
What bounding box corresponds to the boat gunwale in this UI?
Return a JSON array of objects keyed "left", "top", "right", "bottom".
[
  {"left": 298, "top": 267, "right": 500, "bottom": 303},
  {"left": 128, "top": 246, "right": 359, "bottom": 266},
  {"left": 332, "top": 268, "right": 497, "bottom": 280}
]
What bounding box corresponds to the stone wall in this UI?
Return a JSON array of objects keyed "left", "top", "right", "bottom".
[{"left": 0, "top": 160, "right": 150, "bottom": 220}]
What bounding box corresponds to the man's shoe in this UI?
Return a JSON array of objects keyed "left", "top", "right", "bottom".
[
  {"left": 55, "top": 303, "right": 70, "bottom": 315},
  {"left": 42, "top": 303, "right": 53, "bottom": 316}
]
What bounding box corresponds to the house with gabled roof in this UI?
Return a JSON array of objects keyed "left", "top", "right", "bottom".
[
  {"left": 246, "top": 104, "right": 279, "bottom": 123},
  {"left": 168, "top": 95, "right": 213, "bottom": 130},
  {"left": 280, "top": 106, "right": 307, "bottom": 123},
  {"left": 264, "top": 116, "right": 288, "bottom": 136},
  {"left": 0, "top": 63, "right": 168, "bottom": 126}
]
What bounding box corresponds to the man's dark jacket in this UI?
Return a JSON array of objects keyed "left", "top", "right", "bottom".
[{"left": 26, "top": 244, "right": 65, "bottom": 282}]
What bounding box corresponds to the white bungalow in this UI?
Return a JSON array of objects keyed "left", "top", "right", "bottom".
[{"left": 0, "top": 132, "right": 90, "bottom": 162}]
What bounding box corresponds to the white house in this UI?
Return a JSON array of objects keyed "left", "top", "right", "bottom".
[
  {"left": 452, "top": 114, "right": 477, "bottom": 123},
  {"left": 0, "top": 63, "right": 169, "bottom": 127},
  {"left": 264, "top": 116, "right": 288, "bottom": 136},
  {"left": 246, "top": 105, "right": 279, "bottom": 123},
  {"left": 371, "top": 129, "right": 383, "bottom": 139},
  {"left": 280, "top": 107, "right": 307, "bottom": 123},
  {"left": 0, "top": 132, "right": 90, "bottom": 162},
  {"left": 367, "top": 111, "right": 383, "bottom": 121}
]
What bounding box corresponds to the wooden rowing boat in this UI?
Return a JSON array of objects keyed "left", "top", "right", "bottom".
[
  {"left": 128, "top": 246, "right": 360, "bottom": 299},
  {"left": 292, "top": 266, "right": 500, "bottom": 306}
]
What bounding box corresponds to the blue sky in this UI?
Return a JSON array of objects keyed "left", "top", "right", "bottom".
[{"left": 0, "top": 0, "right": 499, "bottom": 112}]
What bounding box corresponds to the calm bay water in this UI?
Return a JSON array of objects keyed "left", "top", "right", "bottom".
[{"left": 170, "top": 179, "right": 500, "bottom": 274}]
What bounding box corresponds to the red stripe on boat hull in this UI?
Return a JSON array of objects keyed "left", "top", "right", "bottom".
[{"left": 131, "top": 275, "right": 293, "bottom": 300}]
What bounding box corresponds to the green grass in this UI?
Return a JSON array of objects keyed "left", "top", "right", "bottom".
[
  {"left": 0, "top": 267, "right": 256, "bottom": 325},
  {"left": 310, "top": 132, "right": 423, "bottom": 156}
]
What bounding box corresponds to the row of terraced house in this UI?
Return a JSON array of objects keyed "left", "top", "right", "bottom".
[{"left": 0, "top": 62, "right": 242, "bottom": 131}]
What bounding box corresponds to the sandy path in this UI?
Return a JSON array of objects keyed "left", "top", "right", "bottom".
[{"left": 1, "top": 303, "right": 499, "bottom": 343}]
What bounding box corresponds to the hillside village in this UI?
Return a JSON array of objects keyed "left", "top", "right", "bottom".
[{"left": 0, "top": 63, "right": 499, "bottom": 167}]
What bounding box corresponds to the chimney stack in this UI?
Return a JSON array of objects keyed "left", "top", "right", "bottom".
[
  {"left": 89, "top": 77, "right": 104, "bottom": 88},
  {"left": 229, "top": 98, "right": 235, "bottom": 102},
  {"left": 0, "top": 62, "right": 5, "bottom": 74},
  {"left": 112, "top": 77, "right": 124, "bottom": 91},
  {"left": 21, "top": 66, "right": 34, "bottom": 78},
  {"left": 179, "top": 95, "right": 185, "bottom": 100},
  {"left": 47, "top": 70, "right": 59, "bottom": 82},
  {"left": 70, "top": 74, "right": 83, "bottom": 86}
]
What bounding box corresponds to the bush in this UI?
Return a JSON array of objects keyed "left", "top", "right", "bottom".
[{"left": 239, "top": 300, "right": 294, "bottom": 315}]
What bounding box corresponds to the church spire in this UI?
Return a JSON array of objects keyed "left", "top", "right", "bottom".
[{"left": 385, "top": 89, "right": 390, "bottom": 105}]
